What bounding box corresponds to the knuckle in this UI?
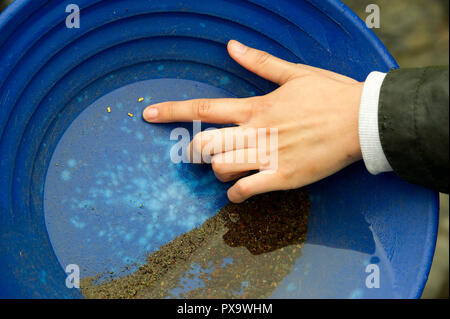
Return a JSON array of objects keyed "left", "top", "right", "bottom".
[
  {"left": 256, "top": 99, "right": 272, "bottom": 112},
  {"left": 248, "top": 101, "right": 259, "bottom": 119},
  {"left": 194, "top": 99, "right": 212, "bottom": 119},
  {"left": 278, "top": 169, "right": 291, "bottom": 181},
  {"left": 215, "top": 172, "right": 230, "bottom": 182},
  {"left": 277, "top": 169, "right": 297, "bottom": 189},
  {"left": 255, "top": 51, "right": 271, "bottom": 67},
  {"left": 166, "top": 102, "right": 175, "bottom": 121},
  {"left": 211, "top": 159, "right": 224, "bottom": 173},
  {"left": 246, "top": 98, "right": 270, "bottom": 119},
  {"left": 234, "top": 180, "right": 249, "bottom": 197}
]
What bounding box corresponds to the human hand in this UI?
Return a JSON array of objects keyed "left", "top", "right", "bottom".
[{"left": 143, "top": 40, "right": 363, "bottom": 203}]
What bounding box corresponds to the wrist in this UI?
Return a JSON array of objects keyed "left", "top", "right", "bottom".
[{"left": 346, "top": 82, "right": 364, "bottom": 163}]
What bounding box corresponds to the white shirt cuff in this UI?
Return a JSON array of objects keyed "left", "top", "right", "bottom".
[{"left": 359, "top": 71, "right": 393, "bottom": 175}]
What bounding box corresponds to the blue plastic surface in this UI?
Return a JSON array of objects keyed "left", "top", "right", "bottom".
[{"left": 0, "top": 0, "right": 438, "bottom": 299}]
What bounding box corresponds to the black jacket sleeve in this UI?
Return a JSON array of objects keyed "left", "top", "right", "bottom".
[{"left": 378, "top": 66, "right": 449, "bottom": 193}]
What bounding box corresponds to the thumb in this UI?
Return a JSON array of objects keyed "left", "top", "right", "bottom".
[{"left": 227, "top": 40, "right": 299, "bottom": 85}]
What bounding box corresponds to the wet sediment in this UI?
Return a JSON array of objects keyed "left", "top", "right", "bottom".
[{"left": 81, "top": 189, "right": 310, "bottom": 299}]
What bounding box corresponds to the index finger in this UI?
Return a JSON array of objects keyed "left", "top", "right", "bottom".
[{"left": 142, "top": 97, "right": 254, "bottom": 124}]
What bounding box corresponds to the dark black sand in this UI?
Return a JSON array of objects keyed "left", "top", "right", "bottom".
[{"left": 81, "top": 189, "right": 310, "bottom": 299}]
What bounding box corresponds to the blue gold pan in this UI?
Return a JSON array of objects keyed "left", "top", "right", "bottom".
[{"left": 0, "top": 0, "right": 437, "bottom": 298}]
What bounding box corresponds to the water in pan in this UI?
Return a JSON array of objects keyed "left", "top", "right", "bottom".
[
  {"left": 44, "top": 79, "right": 233, "bottom": 279},
  {"left": 44, "top": 78, "right": 396, "bottom": 298}
]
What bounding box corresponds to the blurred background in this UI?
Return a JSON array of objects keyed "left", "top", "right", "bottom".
[
  {"left": 0, "top": 0, "right": 10, "bottom": 12},
  {"left": 344, "top": 0, "right": 449, "bottom": 299},
  {"left": 0, "top": 0, "right": 448, "bottom": 298}
]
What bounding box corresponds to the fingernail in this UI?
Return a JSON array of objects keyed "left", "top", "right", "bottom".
[
  {"left": 230, "top": 40, "right": 247, "bottom": 55},
  {"left": 144, "top": 107, "right": 158, "bottom": 120}
]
